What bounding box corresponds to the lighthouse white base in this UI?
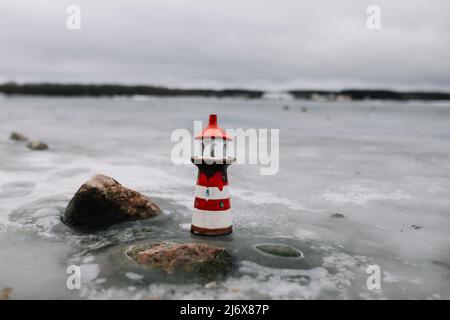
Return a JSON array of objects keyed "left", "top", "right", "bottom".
[{"left": 191, "top": 208, "right": 232, "bottom": 229}]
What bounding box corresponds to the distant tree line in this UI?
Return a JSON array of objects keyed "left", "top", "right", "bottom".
[
  {"left": 289, "top": 89, "right": 450, "bottom": 101},
  {"left": 0, "top": 82, "right": 449, "bottom": 100},
  {"left": 0, "top": 82, "right": 263, "bottom": 98}
]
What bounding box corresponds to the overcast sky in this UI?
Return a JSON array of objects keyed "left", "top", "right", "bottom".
[{"left": 1, "top": 0, "right": 449, "bottom": 91}]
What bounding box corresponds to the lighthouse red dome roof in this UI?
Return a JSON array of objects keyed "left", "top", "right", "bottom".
[{"left": 195, "top": 114, "right": 232, "bottom": 141}]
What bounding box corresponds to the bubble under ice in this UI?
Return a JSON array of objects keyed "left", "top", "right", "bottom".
[{"left": 0, "top": 96, "right": 449, "bottom": 299}]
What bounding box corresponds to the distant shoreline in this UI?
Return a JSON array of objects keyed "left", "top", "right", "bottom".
[{"left": 1, "top": 83, "right": 449, "bottom": 101}]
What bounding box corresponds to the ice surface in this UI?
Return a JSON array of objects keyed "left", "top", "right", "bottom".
[{"left": 0, "top": 96, "right": 449, "bottom": 299}]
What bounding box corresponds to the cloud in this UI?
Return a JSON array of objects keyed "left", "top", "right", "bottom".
[{"left": 0, "top": 0, "right": 449, "bottom": 90}]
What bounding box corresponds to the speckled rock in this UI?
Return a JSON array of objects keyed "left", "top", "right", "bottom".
[
  {"left": 64, "top": 174, "right": 161, "bottom": 229},
  {"left": 126, "top": 241, "right": 234, "bottom": 278}
]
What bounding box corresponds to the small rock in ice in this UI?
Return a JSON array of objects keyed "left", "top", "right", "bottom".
[
  {"left": 204, "top": 281, "right": 218, "bottom": 289},
  {"left": 125, "top": 272, "right": 144, "bottom": 281},
  {"left": 10, "top": 132, "right": 28, "bottom": 142},
  {"left": 0, "top": 287, "right": 13, "bottom": 300},
  {"left": 27, "top": 140, "right": 49, "bottom": 151}
]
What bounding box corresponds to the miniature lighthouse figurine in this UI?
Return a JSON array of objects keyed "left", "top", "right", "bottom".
[{"left": 191, "top": 114, "right": 234, "bottom": 236}]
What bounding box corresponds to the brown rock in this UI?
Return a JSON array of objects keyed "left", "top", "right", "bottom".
[
  {"left": 0, "top": 287, "right": 12, "bottom": 300},
  {"left": 64, "top": 174, "right": 161, "bottom": 229},
  {"left": 27, "top": 140, "right": 49, "bottom": 150},
  {"left": 126, "top": 241, "right": 234, "bottom": 278}
]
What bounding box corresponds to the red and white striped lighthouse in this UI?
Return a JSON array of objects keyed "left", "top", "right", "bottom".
[{"left": 191, "top": 114, "right": 234, "bottom": 236}]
